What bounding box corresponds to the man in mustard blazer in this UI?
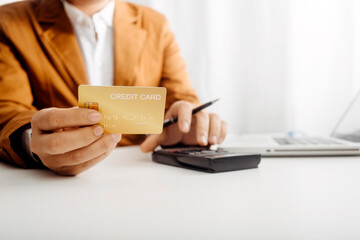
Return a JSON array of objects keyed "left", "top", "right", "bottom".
[{"left": 0, "top": 0, "right": 227, "bottom": 175}]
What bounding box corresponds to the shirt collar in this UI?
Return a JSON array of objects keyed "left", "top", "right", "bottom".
[
  {"left": 96, "top": 0, "right": 115, "bottom": 27},
  {"left": 63, "top": 0, "right": 115, "bottom": 28}
]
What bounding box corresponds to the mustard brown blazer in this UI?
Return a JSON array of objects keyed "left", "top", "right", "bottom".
[{"left": 0, "top": 0, "right": 199, "bottom": 167}]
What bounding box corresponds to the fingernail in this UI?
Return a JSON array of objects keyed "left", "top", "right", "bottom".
[
  {"left": 210, "top": 136, "right": 217, "bottom": 144},
  {"left": 182, "top": 121, "right": 190, "bottom": 131},
  {"left": 89, "top": 112, "right": 101, "bottom": 122},
  {"left": 200, "top": 135, "right": 208, "bottom": 145},
  {"left": 94, "top": 126, "right": 104, "bottom": 137},
  {"left": 112, "top": 134, "right": 121, "bottom": 143}
]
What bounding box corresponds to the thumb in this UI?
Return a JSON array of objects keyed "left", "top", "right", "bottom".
[{"left": 140, "top": 134, "right": 161, "bottom": 152}]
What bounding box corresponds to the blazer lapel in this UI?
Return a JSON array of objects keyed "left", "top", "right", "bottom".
[
  {"left": 113, "top": 0, "right": 147, "bottom": 86},
  {"left": 37, "top": 0, "right": 88, "bottom": 88}
]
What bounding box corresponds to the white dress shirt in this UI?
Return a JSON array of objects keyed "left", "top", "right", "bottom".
[{"left": 63, "top": 0, "right": 115, "bottom": 86}]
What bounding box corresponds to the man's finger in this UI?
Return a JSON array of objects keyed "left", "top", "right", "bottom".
[
  {"left": 42, "top": 133, "right": 121, "bottom": 168},
  {"left": 194, "top": 111, "right": 210, "bottom": 146},
  {"left": 219, "top": 120, "right": 228, "bottom": 144},
  {"left": 164, "top": 101, "right": 194, "bottom": 132},
  {"left": 140, "top": 134, "right": 161, "bottom": 153},
  {"left": 64, "top": 134, "right": 121, "bottom": 167},
  {"left": 175, "top": 102, "right": 193, "bottom": 132},
  {"left": 32, "top": 107, "right": 102, "bottom": 132},
  {"left": 53, "top": 142, "right": 118, "bottom": 176},
  {"left": 33, "top": 125, "right": 104, "bottom": 155},
  {"left": 208, "top": 113, "right": 221, "bottom": 145}
]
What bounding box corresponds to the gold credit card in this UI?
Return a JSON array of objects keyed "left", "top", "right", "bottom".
[{"left": 78, "top": 85, "right": 167, "bottom": 134}]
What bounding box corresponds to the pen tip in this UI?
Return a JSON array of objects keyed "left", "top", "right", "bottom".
[{"left": 212, "top": 98, "right": 220, "bottom": 104}]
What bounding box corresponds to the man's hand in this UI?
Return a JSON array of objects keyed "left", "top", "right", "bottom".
[
  {"left": 30, "top": 107, "right": 121, "bottom": 176},
  {"left": 140, "top": 100, "right": 227, "bottom": 152}
]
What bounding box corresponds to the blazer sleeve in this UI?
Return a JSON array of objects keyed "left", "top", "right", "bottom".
[
  {"left": 159, "top": 19, "right": 200, "bottom": 109},
  {"left": 0, "top": 23, "right": 38, "bottom": 168}
]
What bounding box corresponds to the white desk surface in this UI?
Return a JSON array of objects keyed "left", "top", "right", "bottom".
[{"left": 1, "top": 146, "right": 360, "bottom": 240}]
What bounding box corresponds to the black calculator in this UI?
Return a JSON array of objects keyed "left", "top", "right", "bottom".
[{"left": 152, "top": 147, "right": 261, "bottom": 173}]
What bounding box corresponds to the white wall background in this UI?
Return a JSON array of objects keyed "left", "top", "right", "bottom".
[{"left": 2, "top": 0, "right": 360, "bottom": 135}]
